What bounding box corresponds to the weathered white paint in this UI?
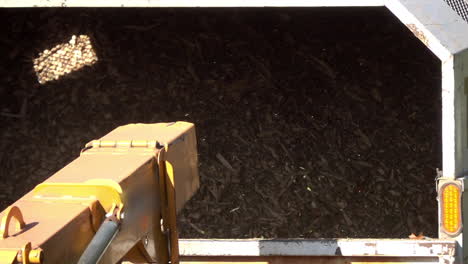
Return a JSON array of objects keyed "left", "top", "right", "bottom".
[
  {"left": 179, "top": 239, "right": 456, "bottom": 257},
  {"left": 391, "top": 0, "right": 468, "bottom": 55},
  {"left": 384, "top": 0, "right": 452, "bottom": 61},
  {"left": 443, "top": 57, "right": 457, "bottom": 179},
  {"left": 0, "top": 0, "right": 384, "bottom": 7}
]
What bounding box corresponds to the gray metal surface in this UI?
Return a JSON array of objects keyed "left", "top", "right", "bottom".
[
  {"left": 388, "top": 0, "right": 468, "bottom": 58},
  {"left": 444, "top": 0, "right": 468, "bottom": 22}
]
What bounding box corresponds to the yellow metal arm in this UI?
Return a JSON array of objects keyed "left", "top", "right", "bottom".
[{"left": 0, "top": 122, "right": 199, "bottom": 264}]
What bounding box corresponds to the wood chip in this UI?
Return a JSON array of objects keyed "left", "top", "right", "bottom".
[{"left": 216, "top": 153, "right": 235, "bottom": 172}]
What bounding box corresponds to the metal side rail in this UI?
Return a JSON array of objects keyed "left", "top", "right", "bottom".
[{"left": 178, "top": 239, "right": 457, "bottom": 264}]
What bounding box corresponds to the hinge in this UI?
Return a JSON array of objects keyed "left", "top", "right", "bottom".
[{"left": 83, "top": 140, "right": 164, "bottom": 150}]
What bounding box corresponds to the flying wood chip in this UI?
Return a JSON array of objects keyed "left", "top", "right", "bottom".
[
  {"left": 33, "top": 35, "right": 98, "bottom": 84},
  {"left": 409, "top": 233, "right": 426, "bottom": 240}
]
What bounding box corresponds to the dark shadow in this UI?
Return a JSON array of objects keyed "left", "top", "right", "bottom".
[{"left": 12, "top": 221, "right": 39, "bottom": 237}]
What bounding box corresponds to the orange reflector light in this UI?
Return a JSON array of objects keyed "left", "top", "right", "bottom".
[{"left": 440, "top": 183, "right": 462, "bottom": 236}]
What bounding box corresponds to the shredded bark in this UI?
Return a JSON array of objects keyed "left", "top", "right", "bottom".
[{"left": 0, "top": 8, "right": 441, "bottom": 239}]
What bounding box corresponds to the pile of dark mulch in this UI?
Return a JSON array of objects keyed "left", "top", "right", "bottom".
[{"left": 0, "top": 7, "right": 441, "bottom": 239}]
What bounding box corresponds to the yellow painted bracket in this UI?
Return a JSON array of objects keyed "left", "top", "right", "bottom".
[
  {"left": 0, "top": 243, "right": 43, "bottom": 264},
  {"left": 0, "top": 206, "right": 25, "bottom": 239},
  {"left": 164, "top": 161, "right": 180, "bottom": 264},
  {"left": 32, "top": 179, "right": 123, "bottom": 214},
  {"left": 19, "top": 243, "right": 43, "bottom": 264},
  {"left": 0, "top": 208, "right": 43, "bottom": 264}
]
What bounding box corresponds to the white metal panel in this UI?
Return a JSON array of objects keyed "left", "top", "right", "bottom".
[
  {"left": 385, "top": 0, "right": 452, "bottom": 61},
  {"left": 0, "top": 0, "right": 384, "bottom": 7},
  {"left": 179, "top": 239, "right": 456, "bottom": 257},
  {"left": 390, "top": 0, "right": 468, "bottom": 56},
  {"left": 442, "top": 57, "right": 457, "bottom": 180}
]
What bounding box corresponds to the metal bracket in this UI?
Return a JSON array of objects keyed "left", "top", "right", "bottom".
[
  {"left": 32, "top": 179, "right": 123, "bottom": 215},
  {"left": 0, "top": 206, "right": 25, "bottom": 239},
  {"left": 32, "top": 179, "right": 124, "bottom": 232},
  {"left": 0, "top": 207, "right": 43, "bottom": 264},
  {"left": 17, "top": 243, "right": 43, "bottom": 264},
  {"left": 83, "top": 140, "right": 162, "bottom": 150},
  {"left": 157, "top": 148, "right": 180, "bottom": 264}
]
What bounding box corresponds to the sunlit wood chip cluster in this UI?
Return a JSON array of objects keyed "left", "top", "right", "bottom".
[{"left": 33, "top": 35, "right": 97, "bottom": 84}]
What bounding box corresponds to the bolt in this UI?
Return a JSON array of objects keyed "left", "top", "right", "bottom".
[{"left": 144, "top": 236, "right": 149, "bottom": 246}]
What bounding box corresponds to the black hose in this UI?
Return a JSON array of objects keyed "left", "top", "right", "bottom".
[{"left": 77, "top": 218, "right": 119, "bottom": 264}]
